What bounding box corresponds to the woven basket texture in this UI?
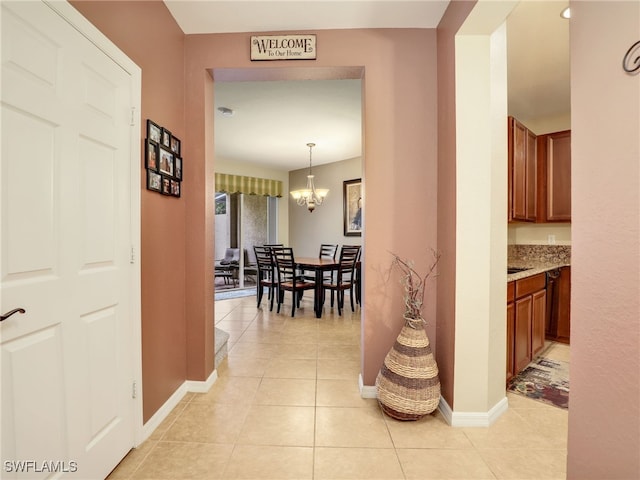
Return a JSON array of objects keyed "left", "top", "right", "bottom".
[{"left": 376, "top": 323, "right": 441, "bottom": 421}]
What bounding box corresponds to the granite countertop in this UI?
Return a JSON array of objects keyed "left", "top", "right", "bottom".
[
  {"left": 507, "top": 261, "right": 570, "bottom": 281},
  {"left": 507, "top": 244, "right": 571, "bottom": 282}
]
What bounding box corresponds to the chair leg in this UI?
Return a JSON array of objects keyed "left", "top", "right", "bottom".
[
  {"left": 349, "top": 287, "right": 355, "bottom": 312},
  {"left": 277, "top": 290, "right": 284, "bottom": 313},
  {"left": 256, "top": 284, "right": 263, "bottom": 307},
  {"left": 269, "top": 286, "right": 275, "bottom": 311}
]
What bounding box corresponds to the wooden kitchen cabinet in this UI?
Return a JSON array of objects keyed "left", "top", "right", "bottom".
[
  {"left": 531, "top": 289, "right": 547, "bottom": 357},
  {"left": 506, "top": 281, "right": 515, "bottom": 381},
  {"left": 514, "top": 295, "right": 533, "bottom": 373},
  {"left": 546, "top": 266, "right": 571, "bottom": 344},
  {"left": 537, "top": 130, "right": 571, "bottom": 222},
  {"left": 507, "top": 273, "right": 547, "bottom": 380},
  {"left": 508, "top": 116, "right": 537, "bottom": 222}
]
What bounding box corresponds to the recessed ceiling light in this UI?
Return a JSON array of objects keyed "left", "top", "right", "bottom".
[
  {"left": 560, "top": 7, "right": 570, "bottom": 19},
  {"left": 217, "top": 107, "right": 234, "bottom": 117}
]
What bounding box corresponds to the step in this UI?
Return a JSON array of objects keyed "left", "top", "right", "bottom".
[{"left": 214, "top": 327, "right": 230, "bottom": 369}]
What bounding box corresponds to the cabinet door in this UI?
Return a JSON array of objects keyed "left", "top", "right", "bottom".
[
  {"left": 509, "top": 117, "right": 537, "bottom": 222},
  {"left": 511, "top": 118, "right": 528, "bottom": 220},
  {"left": 546, "top": 130, "right": 571, "bottom": 221},
  {"left": 514, "top": 296, "right": 533, "bottom": 373},
  {"left": 531, "top": 289, "right": 547, "bottom": 357},
  {"left": 507, "top": 302, "right": 515, "bottom": 381},
  {"left": 526, "top": 128, "right": 538, "bottom": 220}
]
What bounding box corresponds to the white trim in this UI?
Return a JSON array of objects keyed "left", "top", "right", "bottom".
[
  {"left": 44, "top": 0, "right": 144, "bottom": 448},
  {"left": 140, "top": 383, "right": 188, "bottom": 444},
  {"left": 359, "top": 374, "right": 378, "bottom": 399},
  {"left": 438, "top": 396, "right": 454, "bottom": 425},
  {"left": 439, "top": 396, "right": 509, "bottom": 427},
  {"left": 139, "top": 371, "right": 219, "bottom": 443},
  {"left": 185, "top": 369, "right": 219, "bottom": 393}
]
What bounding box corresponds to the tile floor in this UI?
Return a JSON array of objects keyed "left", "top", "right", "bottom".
[{"left": 108, "top": 295, "right": 569, "bottom": 480}]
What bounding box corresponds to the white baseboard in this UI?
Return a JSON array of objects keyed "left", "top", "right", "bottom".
[
  {"left": 139, "top": 369, "right": 219, "bottom": 443},
  {"left": 359, "top": 374, "right": 378, "bottom": 399},
  {"left": 140, "top": 382, "right": 188, "bottom": 443},
  {"left": 439, "top": 396, "right": 508, "bottom": 427},
  {"left": 185, "top": 368, "right": 218, "bottom": 393}
]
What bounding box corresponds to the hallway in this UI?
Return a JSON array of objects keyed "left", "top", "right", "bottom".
[{"left": 108, "top": 296, "right": 568, "bottom": 479}]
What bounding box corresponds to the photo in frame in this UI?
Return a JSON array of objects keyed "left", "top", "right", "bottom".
[
  {"left": 343, "top": 178, "right": 362, "bottom": 236},
  {"left": 147, "top": 119, "right": 161, "bottom": 144},
  {"left": 170, "top": 179, "right": 181, "bottom": 197},
  {"left": 170, "top": 135, "right": 181, "bottom": 155},
  {"left": 145, "top": 139, "right": 158, "bottom": 171},
  {"left": 158, "top": 146, "right": 174, "bottom": 177},
  {"left": 161, "top": 176, "right": 171, "bottom": 195},
  {"left": 147, "top": 170, "right": 162, "bottom": 192},
  {"left": 174, "top": 156, "right": 182, "bottom": 180},
  {"left": 161, "top": 128, "right": 171, "bottom": 148}
]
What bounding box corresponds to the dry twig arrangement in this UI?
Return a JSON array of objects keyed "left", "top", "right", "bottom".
[{"left": 390, "top": 249, "right": 440, "bottom": 327}]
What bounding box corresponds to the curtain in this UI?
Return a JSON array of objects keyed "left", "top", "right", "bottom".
[{"left": 215, "top": 173, "right": 283, "bottom": 197}]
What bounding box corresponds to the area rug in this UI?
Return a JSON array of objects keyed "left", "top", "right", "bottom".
[
  {"left": 508, "top": 356, "right": 569, "bottom": 409},
  {"left": 214, "top": 288, "right": 256, "bottom": 301}
]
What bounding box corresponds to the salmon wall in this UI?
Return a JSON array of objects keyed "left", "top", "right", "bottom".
[
  {"left": 184, "top": 28, "right": 439, "bottom": 386},
  {"left": 568, "top": 1, "right": 640, "bottom": 477},
  {"left": 70, "top": 0, "right": 187, "bottom": 423}
]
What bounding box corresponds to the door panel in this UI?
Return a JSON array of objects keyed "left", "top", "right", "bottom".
[
  {"left": 1, "top": 326, "right": 67, "bottom": 470},
  {"left": 514, "top": 296, "right": 533, "bottom": 373},
  {"left": 531, "top": 289, "right": 547, "bottom": 357}
]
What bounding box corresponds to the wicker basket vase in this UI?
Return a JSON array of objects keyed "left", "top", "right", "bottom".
[{"left": 376, "top": 319, "right": 441, "bottom": 421}]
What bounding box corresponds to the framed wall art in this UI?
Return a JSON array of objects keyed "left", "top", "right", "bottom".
[
  {"left": 161, "top": 176, "right": 171, "bottom": 195},
  {"left": 343, "top": 178, "right": 362, "bottom": 237},
  {"left": 145, "top": 139, "right": 158, "bottom": 171},
  {"left": 158, "top": 146, "right": 174, "bottom": 177},
  {"left": 145, "top": 119, "right": 183, "bottom": 198},
  {"left": 147, "top": 170, "right": 162, "bottom": 192},
  {"left": 170, "top": 136, "right": 181, "bottom": 155},
  {"left": 170, "top": 179, "right": 181, "bottom": 197},
  {"left": 161, "top": 128, "right": 171, "bottom": 149},
  {"left": 174, "top": 157, "right": 182, "bottom": 180},
  {"left": 147, "top": 120, "right": 161, "bottom": 144}
]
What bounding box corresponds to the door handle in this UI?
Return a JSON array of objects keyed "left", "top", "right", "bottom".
[{"left": 1, "top": 308, "right": 26, "bottom": 322}]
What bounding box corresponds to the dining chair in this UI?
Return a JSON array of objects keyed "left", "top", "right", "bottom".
[
  {"left": 253, "top": 246, "right": 277, "bottom": 310},
  {"left": 319, "top": 244, "right": 338, "bottom": 260},
  {"left": 272, "top": 247, "right": 316, "bottom": 317},
  {"left": 317, "top": 243, "right": 339, "bottom": 300},
  {"left": 322, "top": 245, "right": 361, "bottom": 315},
  {"left": 355, "top": 247, "right": 362, "bottom": 306},
  {"left": 302, "top": 243, "right": 338, "bottom": 282}
]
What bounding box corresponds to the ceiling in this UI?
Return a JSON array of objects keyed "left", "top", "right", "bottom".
[{"left": 164, "top": 1, "right": 570, "bottom": 171}]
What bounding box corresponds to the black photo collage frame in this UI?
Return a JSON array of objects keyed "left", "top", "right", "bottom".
[{"left": 145, "top": 119, "right": 182, "bottom": 197}]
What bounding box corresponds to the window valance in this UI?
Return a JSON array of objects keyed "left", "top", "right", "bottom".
[{"left": 215, "top": 173, "right": 283, "bottom": 198}]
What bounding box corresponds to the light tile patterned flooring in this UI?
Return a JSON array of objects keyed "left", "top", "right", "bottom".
[{"left": 108, "top": 295, "right": 569, "bottom": 480}]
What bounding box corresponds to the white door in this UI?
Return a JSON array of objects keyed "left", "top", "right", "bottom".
[{"left": 1, "top": 2, "right": 139, "bottom": 478}]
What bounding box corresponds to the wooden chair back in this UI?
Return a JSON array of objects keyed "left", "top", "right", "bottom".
[{"left": 319, "top": 244, "right": 338, "bottom": 260}]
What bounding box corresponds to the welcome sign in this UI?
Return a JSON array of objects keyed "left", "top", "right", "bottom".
[{"left": 250, "top": 35, "right": 316, "bottom": 61}]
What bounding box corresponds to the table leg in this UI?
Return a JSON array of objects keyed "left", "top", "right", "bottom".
[{"left": 314, "top": 268, "right": 323, "bottom": 318}]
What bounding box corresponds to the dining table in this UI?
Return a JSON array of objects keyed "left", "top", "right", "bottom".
[{"left": 295, "top": 257, "right": 340, "bottom": 318}]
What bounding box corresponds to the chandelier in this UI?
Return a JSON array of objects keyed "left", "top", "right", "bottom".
[{"left": 290, "top": 143, "right": 329, "bottom": 212}]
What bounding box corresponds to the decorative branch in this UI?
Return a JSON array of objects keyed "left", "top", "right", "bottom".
[{"left": 389, "top": 249, "right": 441, "bottom": 327}]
